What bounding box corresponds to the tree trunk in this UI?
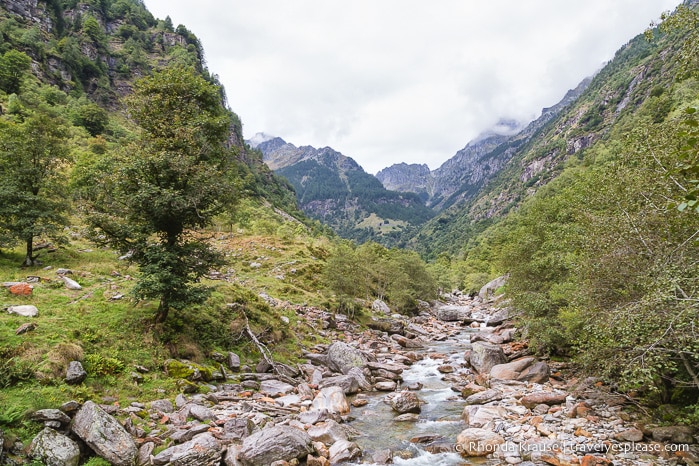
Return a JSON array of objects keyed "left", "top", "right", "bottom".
[
  {"left": 154, "top": 298, "right": 169, "bottom": 323},
  {"left": 22, "top": 236, "right": 34, "bottom": 267}
]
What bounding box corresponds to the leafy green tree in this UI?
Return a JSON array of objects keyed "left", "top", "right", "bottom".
[
  {"left": 83, "top": 65, "right": 234, "bottom": 323},
  {"left": 0, "top": 50, "right": 31, "bottom": 94},
  {"left": 0, "top": 110, "right": 71, "bottom": 266}
]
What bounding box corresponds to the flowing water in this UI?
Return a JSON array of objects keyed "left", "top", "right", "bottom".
[{"left": 346, "top": 329, "right": 488, "bottom": 465}]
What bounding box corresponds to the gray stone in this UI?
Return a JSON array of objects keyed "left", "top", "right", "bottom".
[
  {"left": 456, "top": 428, "right": 505, "bottom": 457},
  {"left": 238, "top": 426, "right": 313, "bottom": 465},
  {"left": 478, "top": 275, "right": 508, "bottom": 299},
  {"left": 372, "top": 299, "right": 391, "bottom": 314},
  {"left": 152, "top": 432, "right": 222, "bottom": 466},
  {"left": 435, "top": 305, "right": 471, "bottom": 321},
  {"left": 224, "top": 444, "right": 242, "bottom": 466},
  {"left": 347, "top": 366, "right": 372, "bottom": 391},
  {"left": 7, "top": 305, "right": 39, "bottom": 317},
  {"left": 464, "top": 388, "right": 503, "bottom": 405},
  {"left": 150, "top": 399, "right": 174, "bottom": 414},
  {"left": 389, "top": 391, "right": 421, "bottom": 414},
  {"left": 651, "top": 425, "right": 695, "bottom": 444},
  {"left": 259, "top": 379, "right": 295, "bottom": 397},
  {"left": 30, "top": 427, "right": 80, "bottom": 466},
  {"left": 71, "top": 401, "right": 137, "bottom": 466},
  {"left": 375, "top": 381, "right": 397, "bottom": 391},
  {"left": 326, "top": 342, "right": 368, "bottom": 374},
  {"left": 223, "top": 418, "right": 255, "bottom": 442},
  {"left": 61, "top": 275, "right": 82, "bottom": 290},
  {"left": 188, "top": 404, "right": 215, "bottom": 422},
  {"left": 518, "top": 361, "right": 550, "bottom": 384},
  {"left": 311, "top": 386, "right": 350, "bottom": 415},
  {"left": 319, "top": 374, "right": 359, "bottom": 395},
  {"left": 59, "top": 401, "right": 81, "bottom": 413},
  {"left": 469, "top": 342, "right": 507, "bottom": 375},
  {"left": 169, "top": 424, "right": 210, "bottom": 444},
  {"left": 490, "top": 357, "right": 537, "bottom": 380},
  {"left": 299, "top": 409, "right": 332, "bottom": 425},
  {"left": 30, "top": 409, "right": 71, "bottom": 425},
  {"left": 137, "top": 442, "right": 154, "bottom": 466},
  {"left": 65, "top": 361, "right": 87, "bottom": 385},
  {"left": 463, "top": 405, "right": 506, "bottom": 428},
  {"left": 373, "top": 448, "right": 393, "bottom": 464},
  {"left": 328, "top": 439, "right": 361, "bottom": 463}
]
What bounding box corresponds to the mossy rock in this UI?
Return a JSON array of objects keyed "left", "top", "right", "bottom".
[
  {"left": 164, "top": 359, "right": 214, "bottom": 382},
  {"left": 175, "top": 379, "right": 199, "bottom": 394}
]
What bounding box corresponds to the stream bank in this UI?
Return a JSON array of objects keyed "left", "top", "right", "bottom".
[{"left": 14, "top": 293, "right": 699, "bottom": 466}]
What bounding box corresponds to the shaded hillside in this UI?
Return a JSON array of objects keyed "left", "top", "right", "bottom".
[{"left": 251, "top": 136, "right": 434, "bottom": 246}]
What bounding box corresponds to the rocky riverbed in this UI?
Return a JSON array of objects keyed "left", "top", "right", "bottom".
[{"left": 8, "top": 293, "right": 699, "bottom": 466}]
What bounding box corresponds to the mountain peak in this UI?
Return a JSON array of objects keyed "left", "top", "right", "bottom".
[{"left": 247, "top": 132, "right": 279, "bottom": 148}]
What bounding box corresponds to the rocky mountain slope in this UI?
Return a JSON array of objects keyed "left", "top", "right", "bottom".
[
  {"left": 376, "top": 79, "right": 592, "bottom": 211},
  {"left": 250, "top": 135, "right": 434, "bottom": 246}
]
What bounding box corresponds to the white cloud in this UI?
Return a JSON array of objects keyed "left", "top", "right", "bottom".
[{"left": 144, "top": 0, "right": 680, "bottom": 174}]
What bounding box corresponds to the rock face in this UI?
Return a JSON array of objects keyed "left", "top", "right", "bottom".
[
  {"left": 71, "top": 401, "right": 138, "bottom": 466},
  {"left": 478, "top": 275, "right": 507, "bottom": 299},
  {"left": 469, "top": 342, "right": 507, "bottom": 375},
  {"left": 238, "top": 426, "right": 313, "bottom": 466},
  {"left": 325, "top": 342, "right": 368, "bottom": 374},
  {"left": 30, "top": 428, "right": 81, "bottom": 466}
]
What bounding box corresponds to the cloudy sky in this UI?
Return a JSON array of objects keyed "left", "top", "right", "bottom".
[{"left": 144, "top": 1, "right": 680, "bottom": 175}]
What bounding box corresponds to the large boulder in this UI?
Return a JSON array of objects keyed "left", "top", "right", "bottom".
[
  {"left": 328, "top": 439, "right": 362, "bottom": 463},
  {"left": 478, "top": 275, "right": 507, "bottom": 300},
  {"left": 520, "top": 392, "right": 568, "bottom": 409},
  {"left": 463, "top": 406, "right": 506, "bottom": 428},
  {"left": 238, "top": 426, "right": 313, "bottom": 465},
  {"left": 469, "top": 342, "right": 506, "bottom": 375},
  {"left": 435, "top": 305, "right": 470, "bottom": 322},
  {"left": 326, "top": 342, "right": 368, "bottom": 374},
  {"left": 456, "top": 428, "right": 505, "bottom": 457},
  {"left": 30, "top": 428, "right": 81, "bottom": 466},
  {"left": 152, "top": 433, "right": 222, "bottom": 466},
  {"left": 490, "top": 357, "right": 549, "bottom": 384},
  {"left": 372, "top": 299, "right": 390, "bottom": 314},
  {"left": 389, "top": 391, "right": 421, "bottom": 414},
  {"left": 319, "top": 374, "right": 359, "bottom": 395},
  {"left": 307, "top": 420, "right": 348, "bottom": 445},
  {"left": 7, "top": 305, "right": 38, "bottom": 317},
  {"left": 71, "top": 401, "right": 137, "bottom": 466},
  {"left": 311, "top": 386, "right": 350, "bottom": 415},
  {"left": 259, "top": 379, "right": 295, "bottom": 397}
]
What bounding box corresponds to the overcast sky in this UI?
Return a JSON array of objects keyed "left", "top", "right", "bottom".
[{"left": 144, "top": 1, "right": 680, "bottom": 175}]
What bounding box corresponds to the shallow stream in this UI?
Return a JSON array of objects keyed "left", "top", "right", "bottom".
[{"left": 346, "top": 329, "right": 487, "bottom": 465}]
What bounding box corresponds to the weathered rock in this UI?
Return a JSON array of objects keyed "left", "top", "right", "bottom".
[
  {"left": 223, "top": 418, "right": 255, "bottom": 442},
  {"left": 367, "top": 362, "right": 406, "bottom": 374},
  {"left": 461, "top": 382, "right": 486, "bottom": 398},
  {"left": 30, "top": 427, "right": 80, "bottom": 466},
  {"left": 306, "top": 455, "right": 330, "bottom": 466},
  {"left": 326, "top": 342, "right": 368, "bottom": 374},
  {"left": 7, "top": 305, "right": 39, "bottom": 317},
  {"left": 260, "top": 379, "right": 295, "bottom": 397},
  {"left": 150, "top": 399, "right": 174, "bottom": 414},
  {"left": 518, "top": 361, "right": 550, "bottom": 384},
  {"left": 137, "top": 442, "right": 154, "bottom": 466},
  {"left": 375, "top": 381, "right": 397, "bottom": 391},
  {"left": 15, "top": 322, "right": 37, "bottom": 335},
  {"left": 169, "top": 424, "right": 210, "bottom": 444},
  {"left": 71, "top": 401, "right": 137, "bottom": 466},
  {"left": 478, "top": 275, "right": 507, "bottom": 299},
  {"left": 469, "top": 342, "right": 507, "bottom": 375},
  {"left": 328, "top": 439, "right": 361, "bottom": 463},
  {"left": 9, "top": 282, "right": 33, "bottom": 296},
  {"left": 152, "top": 432, "right": 221, "bottom": 466},
  {"left": 372, "top": 299, "right": 391, "bottom": 314},
  {"left": 463, "top": 405, "right": 506, "bottom": 428},
  {"left": 188, "top": 404, "right": 215, "bottom": 422},
  {"left": 456, "top": 428, "right": 505, "bottom": 457},
  {"left": 227, "top": 352, "right": 241, "bottom": 372},
  {"left": 61, "top": 276, "right": 82, "bottom": 290},
  {"left": 490, "top": 357, "right": 537, "bottom": 380},
  {"left": 238, "top": 426, "right": 313, "bottom": 465},
  {"left": 347, "top": 367, "right": 372, "bottom": 391},
  {"left": 391, "top": 334, "right": 424, "bottom": 348},
  {"left": 30, "top": 409, "right": 71, "bottom": 425},
  {"left": 372, "top": 449, "right": 393, "bottom": 464},
  {"left": 389, "top": 391, "right": 421, "bottom": 414},
  {"left": 614, "top": 428, "right": 644, "bottom": 443},
  {"left": 165, "top": 359, "right": 214, "bottom": 382},
  {"left": 319, "top": 374, "right": 359, "bottom": 395},
  {"left": 299, "top": 409, "right": 332, "bottom": 425},
  {"left": 520, "top": 392, "right": 568, "bottom": 409},
  {"left": 464, "top": 388, "right": 503, "bottom": 405},
  {"left": 307, "top": 420, "right": 348, "bottom": 445},
  {"left": 311, "top": 386, "right": 350, "bottom": 415},
  {"left": 65, "top": 361, "right": 87, "bottom": 385},
  {"left": 435, "top": 305, "right": 470, "bottom": 322}
]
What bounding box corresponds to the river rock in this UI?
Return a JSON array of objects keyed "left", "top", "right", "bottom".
[
  {"left": 373, "top": 449, "right": 393, "bottom": 464},
  {"left": 30, "top": 427, "right": 80, "bottom": 466},
  {"left": 389, "top": 391, "right": 421, "bottom": 414},
  {"left": 326, "top": 342, "right": 368, "bottom": 374},
  {"left": 520, "top": 392, "right": 568, "bottom": 409},
  {"left": 463, "top": 405, "right": 506, "bottom": 428},
  {"left": 651, "top": 425, "right": 695, "bottom": 444},
  {"left": 312, "top": 386, "right": 350, "bottom": 414},
  {"left": 152, "top": 432, "right": 221, "bottom": 466},
  {"left": 320, "top": 374, "right": 359, "bottom": 395},
  {"left": 328, "top": 439, "right": 362, "bottom": 463},
  {"left": 464, "top": 388, "right": 503, "bottom": 405},
  {"left": 150, "top": 399, "right": 174, "bottom": 414},
  {"left": 347, "top": 366, "right": 372, "bottom": 390},
  {"left": 490, "top": 357, "right": 537, "bottom": 380},
  {"left": 308, "top": 420, "right": 348, "bottom": 445},
  {"left": 435, "top": 305, "right": 470, "bottom": 322},
  {"left": 71, "top": 401, "right": 137, "bottom": 466},
  {"left": 518, "top": 361, "right": 550, "bottom": 384},
  {"left": 260, "top": 379, "right": 295, "bottom": 397},
  {"left": 7, "top": 305, "right": 39, "bottom": 317},
  {"left": 469, "top": 342, "right": 506, "bottom": 375},
  {"left": 456, "top": 428, "right": 505, "bottom": 457},
  {"left": 238, "top": 426, "right": 313, "bottom": 465},
  {"left": 375, "top": 381, "right": 397, "bottom": 391},
  {"left": 614, "top": 428, "right": 644, "bottom": 442},
  {"left": 65, "top": 361, "right": 87, "bottom": 385}
]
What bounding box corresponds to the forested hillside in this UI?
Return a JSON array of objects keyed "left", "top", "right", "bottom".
[{"left": 422, "top": 3, "right": 699, "bottom": 417}]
